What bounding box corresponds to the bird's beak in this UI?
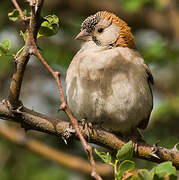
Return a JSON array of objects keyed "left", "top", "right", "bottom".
[{"left": 75, "top": 29, "right": 90, "bottom": 41}]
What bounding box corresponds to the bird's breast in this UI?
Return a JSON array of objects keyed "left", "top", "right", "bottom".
[{"left": 66, "top": 47, "right": 153, "bottom": 132}]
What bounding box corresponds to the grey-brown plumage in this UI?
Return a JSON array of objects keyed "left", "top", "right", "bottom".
[{"left": 66, "top": 11, "right": 153, "bottom": 134}]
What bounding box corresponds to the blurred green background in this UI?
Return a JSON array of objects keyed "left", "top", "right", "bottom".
[{"left": 0, "top": 0, "right": 179, "bottom": 179}]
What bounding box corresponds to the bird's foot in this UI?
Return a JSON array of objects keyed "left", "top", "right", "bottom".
[
  {"left": 129, "top": 137, "right": 139, "bottom": 153},
  {"left": 78, "top": 119, "right": 98, "bottom": 141},
  {"left": 127, "top": 129, "right": 146, "bottom": 153}
]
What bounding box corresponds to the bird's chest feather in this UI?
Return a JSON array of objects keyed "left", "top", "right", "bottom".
[
  {"left": 66, "top": 50, "right": 117, "bottom": 118},
  {"left": 66, "top": 47, "right": 152, "bottom": 132}
]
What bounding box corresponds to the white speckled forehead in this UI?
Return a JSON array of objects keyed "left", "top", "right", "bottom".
[{"left": 81, "top": 12, "right": 101, "bottom": 32}]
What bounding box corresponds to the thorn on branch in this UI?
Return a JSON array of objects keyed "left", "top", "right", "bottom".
[
  {"left": 61, "top": 126, "right": 76, "bottom": 145},
  {"left": 55, "top": 71, "right": 61, "bottom": 78},
  {"left": 172, "top": 143, "right": 179, "bottom": 152},
  {"left": 150, "top": 143, "right": 160, "bottom": 159},
  {"left": 59, "top": 102, "right": 66, "bottom": 111},
  {"left": 61, "top": 136, "right": 68, "bottom": 145},
  {"left": 150, "top": 152, "right": 160, "bottom": 159},
  {"left": 15, "top": 105, "right": 24, "bottom": 114}
]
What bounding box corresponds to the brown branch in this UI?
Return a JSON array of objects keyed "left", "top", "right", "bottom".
[
  {"left": 32, "top": 46, "right": 103, "bottom": 180},
  {"left": 8, "top": 48, "right": 30, "bottom": 107},
  {"left": 8, "top": 0, "right": 44, "bottom": 108},
  {"left": 0, "top": 124, "right": 112, "bottom": 177},
  {"left": 0, "top": 102, "right": 179, "bottom": 170}
]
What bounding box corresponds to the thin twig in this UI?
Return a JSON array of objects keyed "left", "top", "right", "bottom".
[
  {"left": 11, "top": 0, "right": 25, "bottom": 20},
  {"left": 0, "top": 125, "right": 112, "bottom": 177},
  {"left": 32, "top": 48, "right": 103, "bottom": 180}
]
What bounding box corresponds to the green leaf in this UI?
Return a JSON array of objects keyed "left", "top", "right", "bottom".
[
  {"left": 116, "top": 141, "right": 134, "bottom": 161},
  {"left": 1, "top": 39, "right": 10, "bottom": 50},
  {"left": 150, "top": 166, "right": 156, "bottom": 177},
  {"left": 8, "top": 9, "right": 27, "bottom": 22},
  {"left": 23, "top": 9, "right": 27, "bottom": 16},
  {"left": 38, "top": 15, "right": 59, "bottom": 37},
  {"left": 138, "top": 169, "right": 152, "bottom": 180},
  {"left": 116, "top": 160, "right": 135, "bottom": 179},
  {"left": 95, "top": 148, "right": 112, "bottom": 164},
  {"left": 0, "top": 39, "right": 12, "bottom": 56},
  {"left": 8, "top": 9, "right": 20, "bottom": 21},
  {"left": 153, "top": 161, "right": 176, "bottom": 177}
]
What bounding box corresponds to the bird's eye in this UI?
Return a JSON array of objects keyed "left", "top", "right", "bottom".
[{"left": 97, "top": 28, "right": 104, "bottom": 33}]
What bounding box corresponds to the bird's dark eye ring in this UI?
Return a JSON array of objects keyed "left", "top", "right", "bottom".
[{"left": 97, "top": 28, "right": 104, "bottom": 33}]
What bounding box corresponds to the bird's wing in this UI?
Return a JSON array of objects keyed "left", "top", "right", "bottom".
[
  {"left": 137, "top": 63, "right": 153, "bottom": 130},
  {"left": 143, "top": 63, "right": 154, "bottom": 84}
]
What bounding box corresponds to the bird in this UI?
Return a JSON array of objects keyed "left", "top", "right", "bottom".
[{"left": 65, "top": 11, "right": 153, "bottom": 137}]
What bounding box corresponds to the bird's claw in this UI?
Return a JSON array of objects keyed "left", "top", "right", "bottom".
[
  {"left": 79, "top": 119, "right": 92, "bottom": 129},
  {"left": 78, "top": 119, "right": 98, "bottom": 141},
  {"left": 79, "top": 119, "right": 92, "bottom": 141},
  {"left": 127, "top": 129, "right": 145, "bottom": 154},
  {"left": 150, "top": 151, "right": 160, "bottom": 159},
  {"left": 15, "top": 105, "right": 24, "bottom": 114}
]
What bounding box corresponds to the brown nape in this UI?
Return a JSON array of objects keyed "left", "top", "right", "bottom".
[{"left": 101, "top": 11, "right": 136, "bottom": 49}]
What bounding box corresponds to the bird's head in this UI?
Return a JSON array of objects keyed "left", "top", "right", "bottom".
[{"left": 75, "top": 11, "right": 136, "bottom": 49}]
